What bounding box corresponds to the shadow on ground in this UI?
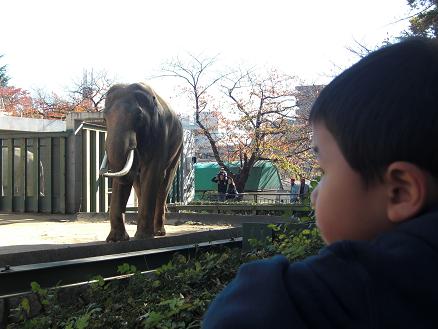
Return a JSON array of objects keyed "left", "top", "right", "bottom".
[{"left": 0, "top": 213, "right": 77, "bottom": 226}]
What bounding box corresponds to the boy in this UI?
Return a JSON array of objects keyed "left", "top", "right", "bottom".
[{"left": 202, "top": 38, "right": 438, "bottom": 328}]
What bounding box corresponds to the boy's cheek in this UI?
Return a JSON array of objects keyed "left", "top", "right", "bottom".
[
  {"left": 311, "top": 177, "right": 325, "bottom": 208},
  {"left": 315, "top": 217, "right": 331, "bottom": 245},
  {"left": 311, "top": 180, "right": 333, "bottom": 244}
]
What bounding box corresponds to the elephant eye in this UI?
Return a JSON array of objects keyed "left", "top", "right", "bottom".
[
  {"left": 134, "top": 108, "right": 146, "bottom": 125},
  {"left": 137, "top": 107, "right": 147, "bottom": 118}
]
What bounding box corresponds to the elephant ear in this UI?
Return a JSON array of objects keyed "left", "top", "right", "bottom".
[
  {"left": 134, "top": 89, "right": 158, "bottom": 111},
  {"left": 133, "top": 89, "right": 160, "bottom": 133}
]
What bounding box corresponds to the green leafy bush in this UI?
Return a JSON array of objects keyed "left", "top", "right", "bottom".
[{"left": 8, "top": 223, "right": 323, "bottom": 329}]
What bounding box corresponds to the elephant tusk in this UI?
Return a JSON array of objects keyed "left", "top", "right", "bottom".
[
  {"left": 102, "top": 149, "right": 135, "bottom": 177},
  {"left": 99, "top": 152, "right": 108, "bottom": 175}
]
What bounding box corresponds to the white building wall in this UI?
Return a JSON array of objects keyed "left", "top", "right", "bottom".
[{"left": 0, "top": 115, "right": 66, "bottom": 132}]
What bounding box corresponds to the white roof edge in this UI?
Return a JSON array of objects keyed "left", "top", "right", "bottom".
[{"left": 0, "top": 115, "right": 66, "bottom": 132}]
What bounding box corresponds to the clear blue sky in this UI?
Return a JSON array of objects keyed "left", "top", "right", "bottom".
[{"left": 2, "top": 0, "right": 412, "bottom": 108}]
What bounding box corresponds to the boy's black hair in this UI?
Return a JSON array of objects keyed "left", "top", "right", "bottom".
[{"left": 309, "top": 38, "right": 438, "bottom": 183}]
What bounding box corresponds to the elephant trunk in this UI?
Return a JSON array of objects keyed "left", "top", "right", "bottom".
[{"left": 99, "top": 149, "right": 135, "bottom": 177}]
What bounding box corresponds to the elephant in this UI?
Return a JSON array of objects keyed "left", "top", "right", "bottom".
[{"left": 99, "top": 82, "right": 183, "bottom": 242}]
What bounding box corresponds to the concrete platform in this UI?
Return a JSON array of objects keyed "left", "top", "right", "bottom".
[
  {"left": 0, "top": 213, "right": 235, "bottom": 255},
  {"left": 0, "top": 212, "right": 288, "bottom": 266}
]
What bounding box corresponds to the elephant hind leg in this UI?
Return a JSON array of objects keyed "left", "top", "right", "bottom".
[
  {"left": 153, "top": 177, "right": 167, "bottom": 237},
  {"left": 133, "top": 177, "right": 141, "bottom": 200},
  {"left": 154, "top": 145, "right": 182, "bottom": 236},
  {"left": 135, "top": 165, "right": 158, "bottom": 239},
  {"left": 132, "top": 178, "right": 154, "bottom": 239}
]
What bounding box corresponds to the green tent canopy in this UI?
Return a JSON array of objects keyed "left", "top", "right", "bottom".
[{"left": 194, "top": 160, "right": 283, "bottom": 193}]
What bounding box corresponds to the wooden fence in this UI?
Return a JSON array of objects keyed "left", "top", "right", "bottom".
[{"left": 0, "top": 132, "right": 68, "bottom": 213}]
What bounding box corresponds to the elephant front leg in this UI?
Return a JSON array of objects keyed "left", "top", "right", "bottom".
[
  {"left": 106, "top": 179, "right": 132, "bottom": 242},
  {"left": 134, "top": 166, "right": 159, "bottom": 239}
]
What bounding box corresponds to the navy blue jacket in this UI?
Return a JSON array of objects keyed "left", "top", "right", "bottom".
[{"left": 202, "top": 210, "right": 438, "bottom": 328}]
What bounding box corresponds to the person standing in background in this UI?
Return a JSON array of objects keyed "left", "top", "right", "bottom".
[
  {"left": 298, "top": 176, "right": 309, "bottom": 201},
  {"left": 226, "top": 176, "right": 238, "bottom": 200},
  {"left": 290, "top": 178, "right": 299, "bottom": 203},
  {"left": 212, "top": 168, "right": 228, "bottom": 201}
]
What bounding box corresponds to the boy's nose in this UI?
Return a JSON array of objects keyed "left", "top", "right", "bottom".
[{"left": 310, "top": 185, "right": 318, "bottom": 209}]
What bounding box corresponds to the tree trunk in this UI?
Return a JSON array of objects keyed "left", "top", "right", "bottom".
[{"left": 233, "top": 154, "right": 256, "bottom": 193}]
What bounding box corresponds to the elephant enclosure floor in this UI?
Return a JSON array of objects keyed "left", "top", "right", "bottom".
[{"left": 0, "top": 213, "right": 232, "bottom": 255}]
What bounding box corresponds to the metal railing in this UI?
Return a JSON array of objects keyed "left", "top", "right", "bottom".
[
  {"left": 0, "top": 237, "right": 241, "bottom": 297},
  {"left": 165, "top": 203, "right": 311, "bottom": 217},
  {"left": 196, "top": 191, "right": 308, "bottom": 204}
]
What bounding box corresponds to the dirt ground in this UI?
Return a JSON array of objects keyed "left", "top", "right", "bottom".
[{"left": 0, "top": 213, "right": 232, "bottom": 254}]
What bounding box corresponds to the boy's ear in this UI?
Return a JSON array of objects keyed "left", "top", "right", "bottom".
[{"left": 384, "top": 162, "right": 428, "bottom": 223}]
